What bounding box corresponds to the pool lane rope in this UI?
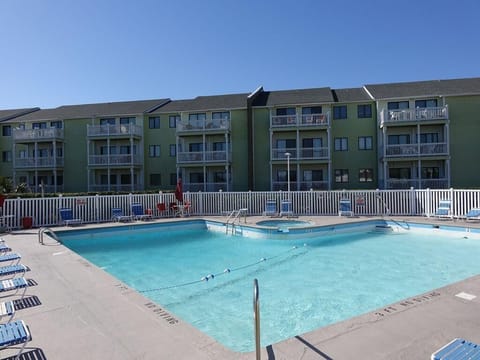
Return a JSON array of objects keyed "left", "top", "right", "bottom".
[{"left": 139, "top": 245, "right": 307, "bottom": 293}]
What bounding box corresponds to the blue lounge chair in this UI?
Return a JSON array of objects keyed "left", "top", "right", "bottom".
[
  {"left": 466, "top": 208, "right": 480, "bottom": 221},
  {"left": 112, "top": 208, "right": 132, "bottom": 222},
  {"left": 131, "top": 203, "right": 152, "bottom": 221},
  {"left": 280, "top": 200, "right": 293, "bottom": 217},
  {"left": 0, "top": 278, "right": 28, "bottom": 296},
  {"left": 431, "top": 338, "right": 480, "bottom": 359},
  {"left": 263, "top": 200, "right": 277, "bottom": 217},
  {"left": 59, "top": 208, "right": 82, "bottom": 226},
  {"left": 339, "top": 199, "right": 353, "bottom": 216},
  {"left": 0, "top": 253, "right": 21, "bottom": 264},
  {"left": 0, "top": 264, "right": 27, "bottom": 278},
  {"left": 435, "top": 200, "right": 452, "bottom": 219},
  {"left": 0, "top": 243, "right": 11, "bottom": 253},
  {"left": 0, "top": 320, "right": 31, "bottom": 359},
  {"left": 0, "top": 300, "right": 15, "bottom": 322}
]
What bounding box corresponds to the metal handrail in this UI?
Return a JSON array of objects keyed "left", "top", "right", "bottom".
[
  {"left": 225, "top": 208, "right": 248, "bottom": 234},
  {"left": 253, "top": 278, "right": 261, "bottom": 360},
  {"left": 38, "top": 227, "right": 61, "bottom": 245}
]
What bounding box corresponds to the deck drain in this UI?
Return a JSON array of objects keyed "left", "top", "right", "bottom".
[{"left": 455, "top": 292, "right": 476, "bottom": 300}]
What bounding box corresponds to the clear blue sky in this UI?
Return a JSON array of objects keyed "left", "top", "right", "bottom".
[{"left": 1, "top": 0, "right": 479, "bottom": 109}]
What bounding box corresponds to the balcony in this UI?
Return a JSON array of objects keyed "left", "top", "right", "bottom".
[
  {"left": 385, "top": 143, "right": 448, "bottom": 158},
  {"left": 88, "top": 154, "right": 142, "bottom": 166},
  {"left": 13, "top": 128, "right": 64, "bottom": 142},
  {"left": 271, "top": 114, "right": 329, "bottom": 128},
  {"left": 272, "top": 181, "right": 329, "bottom": 191},
  {"left": 15, "top": 157, "right": 64, "bottom": 168},
  {"left": 177, "top": 119, "right": 230, "bottom": 133},
  {"left": 89, "top": 184, "right": 143, "bottom": 192},
  {"left": 272, "top": 147, "right": 329, "bottom": 160},
  {"left": 386, "top": 178, "right": 449, "bottom": 189},
  {"left": 87, "top": 124, "right": 143, "bottom": 137},
  {"left": 381, "top": 106, "right": 448, "bottom": 126},
  {"left": 177, "top": 151, "right": 230, "bottom": 164},
  {"left": 185, "top": 182, "right": 229, "bottom": 192}
]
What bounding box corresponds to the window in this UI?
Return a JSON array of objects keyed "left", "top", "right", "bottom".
[
  {"left": 357, "top": 104, "right": 372, "bottom": 118},
  {"left": 276, "top": 107, "right": 296, "bottom": 116},
  {"left": 335, "top": 169, "right": 349, "bottom": 183},
  {"left": 50, "top": 121, "right": 62, "bottom": 128},
  {"left": 100, "top": 118, "right": 115, "bottom": 125},
  {"left": 415, "top": 99, "right": 438, "bottom": 108},
  {"left": 387, "top": 101, "right": 409, "bottom": 110},
  {"left": 276, "top": 169, "right": 297, "bottom": 182},
  {"left": 389, "top": 168, "right": 411, "bottom": 179},
  {"left": 170, "top": 173, "right": 177, "bottom": 186},
  {"left": 276, "top": 139, "right": 296, "bottom": 150},
  {"left": 190, "top": 172, "right": 204, "bottom": 183},
  {"left": 2, "top": 151, "right": 12, "bottom": 162},
  {"left": 358, "top": 136, "right": 373, "bottom": 150},
  {"left": 2, "top": 125, "right": 11, "bottom": 136},
  {"left": 359, "top": 168, "right": 373, "bottom": 182},
  {"left": 149, "top": 145, "right": 161, "bottom": 157},
  {"left": 189, "top": 143, "right": 203, "bottom": 152},
  {"left": 333, "top": 105, "right": 347, "bottom": 119},
  {"left": 302, "top": 138, "right": 322, "bottom": 157},
  {"left": 334, "top": 137, "right": 348, "bottom": 151},
  {"left": 420, "top": 133, "right": 439, "bottom": 143},
  {"left": 189, "top": 113, "right": 206, "bottom": 121},
  {"left": 213, "top": 142, "right": 226, "bottom": 151},
  {"left": 32, "top": 122, "right": 47, "bottom": 129},
  {"left": 303, "top": 169, "right": 323, "bottom": 181},
  {"left": 100, "top": 146, "right": 116, "bottom": 155},
  {"left": 214, "top": 171, "right": 226, "bottom": 182},
  {"left": 388, "top": 134, "right": 410, "bottom": 145},
  {"left": 212, "top": 112, "right": 230, "bottom": 120},
  {"left": 422, "top": 167, "right": 440, "bottom": 179},
  {"left": 149, "top": 116, "right": 160, "bottom": 129},
  {"left": 150, "top": 174, "right": 162, "bottom": 186},
  {"left": 169, "top": 144, "right": 176, "bottom": 157},
  {"left": 169, "top": 115, "right": 180, "bottom": 128},
  {"left": 302, "top": 106, "right": 322, "bottom": 115},
  {"left": 120, "top": 174, "right": 131, "bottom": 184},
  {"left": 119, "top": 145, "right": 131, "bottom": 155},
  {"left": 120, "top": 117, "right": 135, "bottom": 125}
]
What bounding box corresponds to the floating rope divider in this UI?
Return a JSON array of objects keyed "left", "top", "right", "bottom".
[{"left": 139, "top": 245, "right": 306, "bottom": 293}]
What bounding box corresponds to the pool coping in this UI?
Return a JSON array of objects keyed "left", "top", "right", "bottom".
[{"left": 2, "top": 215, "right": 480, "bottom": 359}]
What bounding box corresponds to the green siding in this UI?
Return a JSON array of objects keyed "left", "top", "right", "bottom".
[
  {"left": 230, "top": 110, "right": 249, "bottom": 191},
  {"left": 63, "top": 119, "right": 88, "bottom": 192},
  {"left": 252, "top": 108, "right": 271, "bottom": 191}
]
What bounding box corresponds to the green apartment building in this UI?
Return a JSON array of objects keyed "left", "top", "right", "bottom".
[{"left": 1, "top": 77, "right": 479, "bottom": 193}]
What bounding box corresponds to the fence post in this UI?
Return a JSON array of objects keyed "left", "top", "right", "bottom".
[{"left": 410, "top": 187, "right": 416, "bottom": 215}]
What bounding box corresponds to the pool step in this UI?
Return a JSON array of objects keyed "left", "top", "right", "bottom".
[{"left": 373, "top": 225, "right": 393, "bottom": 233}]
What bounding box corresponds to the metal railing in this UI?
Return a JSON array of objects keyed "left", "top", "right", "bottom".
[{"left": 253, "top": 278, "right": 261, "bottom": 360}]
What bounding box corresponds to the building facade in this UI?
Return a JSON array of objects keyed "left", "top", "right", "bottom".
[{"left": 1, "top": 77, "right": 479, "bottom": 193}]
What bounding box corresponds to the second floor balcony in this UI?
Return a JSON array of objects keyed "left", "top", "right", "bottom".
[
  {"left": 386, "top": 178, "right": 449, "bottom": 189},
  {"left": 177, "top": 150, "right": 231, "bottom": 164},
  {"left": 177, "top": 119, "right": 230, "bottom": 133},
  {"left": 88, "top": 154, "right": 142, "bottom": 166},
  {"left": 272, "top": 180, "right": 329, "bottom": 191},
  {"left": 272, "top": 147, "right": 329, "bottom": 160},
  {"left": 87, "top": 124, "right": 143, "bottom": 137},
  {"left": 15, "top": 156, "right": 64, "bottom": 168},
  {"left": 13, "top": 128, "right": 64, "bottom": 142},
  {"left": 385, "top": 143, "right": 448, "bottom": 158},
  {"left": 381, "top": 106, "right": 448, "bottom": 126}
]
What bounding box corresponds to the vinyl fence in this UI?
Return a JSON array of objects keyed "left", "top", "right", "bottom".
[{"left": 2, "top": 188, "right": 480, "bottom": 230}]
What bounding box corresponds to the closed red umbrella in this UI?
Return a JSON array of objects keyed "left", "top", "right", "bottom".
[{"left": 175, "top": 178, "right": 183, "bottom": 203}]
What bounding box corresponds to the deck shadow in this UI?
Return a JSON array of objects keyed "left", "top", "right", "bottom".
[{"left": 2, "top": 348, "right": 47, "bottom": 360}]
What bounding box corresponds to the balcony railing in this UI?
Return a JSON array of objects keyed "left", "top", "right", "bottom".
[
  {"left": 184, "top": 182, "right": 229, "bottom": 192},
  {"left": 386, "top": 178, "right": 448, "bottom": 189},
  {"left": 13, "top": 128, "right": 64, "bottom": 141},
  {"left": 272, "top": 147, "right": 329, "bottom": 160},
  {"left": 381, "top": 106, "right": 448, "bottom": 125},
  {"left": 177, "top": 119, "right": 230, "bottom": 133},
  {"left": 88, "top": 154, "right": 142, "bottom": 166},
  {"left": 272, "top": 148, "right": 297, "bottom": 160},
  {"left": 385, "top": 142, "right": 448, "bottom": 157},
  {"left": 14, "top": 157, "right": 64, "bottom": 168},
  {"left": 177, "top": 151, "right": 230, "bottom": 163},
  {"left": 271, "top": 113, "right": 330, "bottom": 128},
  {"left": 87, "top": 124, "right": 143, "bottom": 137},
  {"left": 89, "top": 184, "right": 143, "bottom": 192}
]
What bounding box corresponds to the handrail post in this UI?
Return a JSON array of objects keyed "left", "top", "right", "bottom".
[{"left": 253, "top": 278, "right": 261, "bottom": 360}]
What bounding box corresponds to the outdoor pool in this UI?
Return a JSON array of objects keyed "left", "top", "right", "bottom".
[{"left": 57, "top": 220, "right": 480, "bottom": 352}]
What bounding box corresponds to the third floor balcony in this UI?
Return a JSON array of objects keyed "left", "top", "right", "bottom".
[
  {"left": 384, "top": 142, "right": 448, "bottom": 158},
  {"left": 177, "top": 118, "right": 230, "bottom": 133},
  {"left": 177, "top": 150, "right": 231, "bottom": 164},
  {"left": 381, "top": 106, "right": 448, "bottom": 126},
  {"left": 15, "top": 156, "right": 64, "bottom": 168},
  {"left": 88, "top": 154, "right": 142, "bottom": 166},
  {"left": 271, "top": 113, "right": 330, "bottom": 128},
  {"left": 87, "top": 124, "right": 143, "bottom": 138},
  {"left": 13, "top": 128, "right": 64, "bottom": 142}
]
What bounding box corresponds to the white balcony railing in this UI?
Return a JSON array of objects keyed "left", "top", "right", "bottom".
[
  {"left": 272, "top": 148, "right": 297, "bottom": 160},
  {"left": 177, "top": 119, "right": 230, "bottom": 133},
  {"left": 87, "top": 124, "right": 143, "bottom": 137},
  {"left": 385, "top": 143, "right": 448, "bottom": 157},
  {"left": 89, "top": 184, "right": 143, "bottom": 192},
  {"left": 381, "top": 106, "right": 448, "bottom": 125},
  {"left": 272, "top": 147, "right": 329, "bottom": 160},
  {"left": 271, "top": 113, "right": 330, "bottom": 128},
  {"left": 13, "top": 128, "right": 64, "bottom": 141},
  {"left": 184, "top": 182, "right": 229, "bottom": 192},
  {"left": 88, "top": 154, "right": 142, "bottom": 166},
  {"left": 386, "top": 178, "right": 448, "bottom": 189},
  {"left": 14, "top": 157, "right": 64, "bottom": 168},
  {"left": 177, "top": 151, "right": 230, "bottom": 163}
]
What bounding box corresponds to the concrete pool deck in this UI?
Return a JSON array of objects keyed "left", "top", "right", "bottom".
[{"left": 1, "top": 215, "right": 480, "bottom": 359}]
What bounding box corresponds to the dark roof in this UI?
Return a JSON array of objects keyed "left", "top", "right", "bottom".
[
  {"left": 251, "top": 87, "right": 334, "bottom": 107},
  {"left": 8, "top": 99, "right": 170, "bottom": 122},
  {"left": 0, "top": 108, "right": 40, "bottom": 122},
  {"left": 152, "top": 93, "right": 249, "bottom": 113},
  {"left": 364, "top": 77, "right": 480, "bottom": 100},
  {"left": 332, "top": 88, "right": 373, "bottom": 102}
]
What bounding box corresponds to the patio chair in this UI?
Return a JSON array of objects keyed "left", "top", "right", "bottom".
[
  {"left": 466, "top": 208, "right": 480, "bottom": 221},
  {"left": 0, "top": 264, "right": 28, "bottom": 278},
  {"left": 111, "top": 208, "right": 132, "bottom": 222},
  {"left": 339, "top": 199, "right": 354, "bottom": 217},
  {"left": 0, "top": 320, "right": 31, "bottom": 359},
  {"left": 279, "top": 200, "right": 293, "bottom": 217},
  {"left": 263, "top": 200, "right": 277, "bottom": 217},
  {"left": 435, "top": 200, "right": 452, "bottom": 219},
  {"left": 59, "top": 208, "right": 82, "bottom": 226},
  {"left": 0, "top": 300, "right": 15, "bottom": 322},
  {"left": 0, "top": 243, "right": 11, "bottom": 253},
  {"left": 0, "top": 253, "right": 21, "bottom": 264},
  {"left": 131, "top": 203, "right": 152, "bottom": 221},
  {"left": 156, "top": 203, "right": 167, "bottom": 217},
  {"left": 431, "top": 338, "right": 480, "bottom": 359},
  {"left": 0, "top": 277, "right": 28, "bottom": 298}
]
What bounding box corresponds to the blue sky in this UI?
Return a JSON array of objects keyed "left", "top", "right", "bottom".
[{"left": 1, "top": 0, "right": 479, "bottom": 109}]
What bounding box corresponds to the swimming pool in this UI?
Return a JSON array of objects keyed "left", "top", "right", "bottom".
[
  {"left": 256, "top": 219, "right": 311, "bottom": 228},
  {"left": 58, "top": 220, "right": 480, "bottom": 352}
]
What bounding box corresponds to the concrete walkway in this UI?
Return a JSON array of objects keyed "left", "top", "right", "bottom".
[{"left": 1, "top": 216, "right": 480, "bottom": 359}]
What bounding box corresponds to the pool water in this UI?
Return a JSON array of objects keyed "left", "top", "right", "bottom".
[
  {"left": 59, "top": 222, "right": 480, "bottom": 352},
  {"left": 256, "top": 219, "right": 311, "bottom": 228}
]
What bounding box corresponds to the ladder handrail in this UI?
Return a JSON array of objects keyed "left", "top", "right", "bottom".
[
  {"left": 225, "top": 208, "right": 248, "bottom": 234},
  {"left": 253, "top": 278, "right": 261, "bottom": 360},
  {"left": 38, "top": 227, "right": 61, "bottom": 245}
]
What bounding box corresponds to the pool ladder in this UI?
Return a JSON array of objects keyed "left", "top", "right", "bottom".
[
  {"left": 225, "top": 208, "right": 248, "bottom": 234},
  {"left": 38, "top": 227, "right": 61, "bottom": 245},
  {"left": 253, "top": 278, "right": 261, "bottom": 360}
]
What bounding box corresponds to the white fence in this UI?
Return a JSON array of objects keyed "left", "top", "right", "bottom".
[{"left": 2, "top": 188, "right": 480, "bottom": 230}]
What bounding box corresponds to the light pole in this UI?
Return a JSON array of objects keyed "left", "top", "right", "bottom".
[{"left": 285, "top": 152, "right": 291, "bottom": 196}]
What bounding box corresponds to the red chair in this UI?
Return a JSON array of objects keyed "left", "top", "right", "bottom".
[
  {"left": 156, "top": 203, "right": 166, "bottom": 217},
  {"left": 169, "top": 202, "right": 178, "bottom": 216}
]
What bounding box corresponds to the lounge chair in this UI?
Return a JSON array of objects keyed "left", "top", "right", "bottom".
[
  {"left": 0, "top": 243, "right": 11, "bottom": 253},
  {"left": 131, "top": 203, "right": 152, "bottom": 221},
  {"left": 0, "top": 277, "right": 28, "bottom": 298},
  {"left": 59, "top": 208, "right": 82, "bottom": 226},
  {"left": 111, "top": 208, "right": 132, "bottom": 222},
  {"left": 339, "top": 199, "right": 353, "bottom": 216},
  {"left": 280, "top": 200, "right": 293, "bottom": 217},
  {"left": 263, "top": 200, "right": 277, "bottom": 217},
  {"left": 0, "top": 264, "right": 28, "bottom": 278},
  {"left": 466, "top": 208, "right": 480, "bottom": 221},
  {"left": 156, "top": 203, "right": 167, "bottom": 217},
  {"left": 0, "top": 320, "right": 31, "bottom": 359},
  {"left": 0, "top": 253, "right": 21, "bottom": 264},
  {"left": 435, "top": 200, "right": 452, "bottom": 219},
  {"left": 0, "top": 300, "right": 15, "bottom": 322},
  {"left": 431, "top": 338, "right": 480, "bottom": 359}
]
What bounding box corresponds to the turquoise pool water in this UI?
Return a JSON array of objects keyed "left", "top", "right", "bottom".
[
  {"left": 58, "top": 221, "right": 480, "bottom": 352},
  {"left": 256, "top": 219, "right": 311, "bottom": 228}
]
